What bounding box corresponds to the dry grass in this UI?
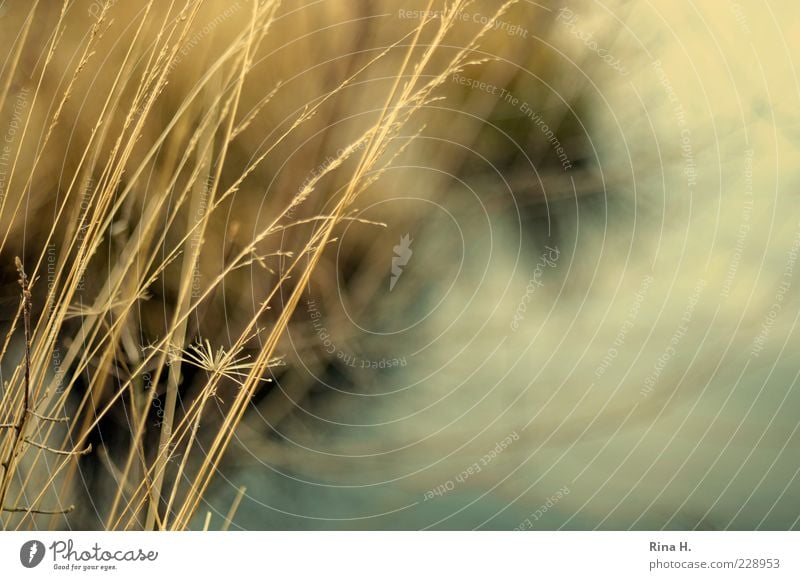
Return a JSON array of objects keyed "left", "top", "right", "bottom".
[{"left": 0, "top": 0, "right": 517, "bottom": 530}]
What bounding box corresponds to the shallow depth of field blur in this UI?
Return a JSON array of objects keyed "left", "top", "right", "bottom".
[{"left": 0, "top": 0, "right": 799, "bottom": 530}]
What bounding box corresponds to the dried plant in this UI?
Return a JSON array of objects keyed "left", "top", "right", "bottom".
[{"left": 0, "top": 0, "right": 517, "bottom": 531}]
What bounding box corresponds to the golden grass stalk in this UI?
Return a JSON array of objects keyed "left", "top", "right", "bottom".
[{"left": 0, "top": 0, "right": 515, "bottom": 530}]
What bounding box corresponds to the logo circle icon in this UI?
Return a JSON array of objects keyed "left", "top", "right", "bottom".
[{"left": 20, "top": 540, "right": 45, "bottom": 568}]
